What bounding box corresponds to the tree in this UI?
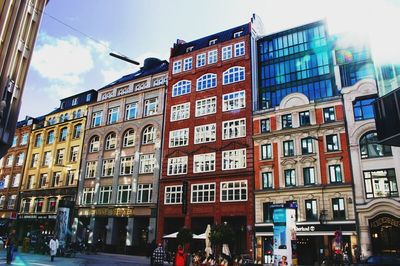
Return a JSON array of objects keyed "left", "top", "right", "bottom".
[
  {"left": 176, "top": 227, "right": 193, "bottom": 248},
  {"left": 209, "top": 222, "right": 235, "bottom": 257}
]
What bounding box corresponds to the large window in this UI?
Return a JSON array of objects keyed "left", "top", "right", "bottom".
[
  {"left": 125, "top": 103, "right": 137, "bottom": 120},
  {"left": 172, "top": 80, "right": 191, "bottom": 97},
  {"left": 117, "top": 185, "right": 132, "bottom": 204},
  {"left": 69, "top": 146, "right": 79, "bottom": 162},
  {"left": 191, "top": 183, "right": 215, "bottom": 203},
  {"left": 142, "top": 125, "right": 156, "bottom": 144},
  {"left": 38, "top": 174, "right": 47, "bottom": 188},
  {"left": 301, "top": 137, "right": 314, "bottom": 154},
  {"left": 2, "top": 175, "right": 10, "bottom": 189},
  {"left": 323, "top": 107, "right": 335, "bottom": 123},
  {"left": 137, "top": 184, "right": 152, "bottom": 203},
  {"left": 332, "top": 198, "right": 345, "bottom": 219},
  {"left": 34, "top": 134, "right": 42, "bottom": 147},
  {"left": 21, "top": 198, "right": 31, "bottom": 212},
  {"left": 283, "top": 140, "right": 294, "bottom": 157},
  {"left": 208, "top": 50, "right": 218, "bottom": 64},
  {"left": 12, "top": 174, "right": 20, "bottom": 187},
  {"left": 85, "top": 161, "right": 97, "bottom": 179},
  {"left": 263, "top": 202, "right": 274, "bottom": 222},
  {"left": 16, "top": 152, "right": 25, "bottom": 166},
  {"left": 172, "top": 60, "right": 181, "bottom": 74},
  {"left": 223, "top": 66, "right": 245, "bottom": 85},
  {"left": 82, "top": 188, "right": 95, "bottom": 205},
  {"left": 299, "top": 111, "right": 310, "bottom": 126},
  {"left": 42, "top": 151, "right": 51, "bottom": 166},
  {"left": 99, "top": 186, "right": 112, "bottom": 204},
  {"left": 193, "top": 153, "right": 215, "bottom": 173},
  {"left": 59, "top": 127, "right": 68, "bottom": 142},
  {"left": 102, "top": 159, "right": 115, "bottom": 177},
  {"left": 223, "top": 91, "right": 245, "bottom": 111},
  {"left": 105, "top": 132, "right": 117, "bottom": 150},
  {"left": 169, "top": 128, "right": 189, "bottom": 147},
  {"left": 305, "top": 199, "right": 318, "bottom": 221},
  {"left": 34, "top": 198, "right": 44, "bottom": 213},
  {"left": 262, "top": 172, "right": 273, "bottom": 189},
  {"left": 260, "top": 119, "right": 270, "bottom": 133},
  {"left": 222, "top": 45, "right": 232, "bottom": 60},
  {"left": 120, "top": 156, "right": 134, "bottom": 175},
  {"left": 261, "top": 144, "right": 272, "bottom": 160},
  {"left": 329, "top": 165, "right": 343, "bottom": 183},
  {"left": 234, "top": 42, "right": 245, "bottom": 57},
  {"left": 326, "top": 134, "right": 339, "bottom": 152},
  {"left": 167, "top": 156, "right": 188, "bottom": 175},
  {"left": 197, "top": 73, "right": 217, "bottom": 91},
  {"left": 139, "top": 154, "right": 155, "bottom": 174},
  {"left": 123, "top": 129, "right": 135, "bottom": 147},
  {"left": 194, "top": 123, "right": 216, "bottom": 144},
  {"left": 222, "top": 118, "right": 246, "bottom": 139},
  {"left": 89, "top": 136, "right": 100, "bottom": 152},
  {"left": 144, "top": 98, "right": 158, "bottom": 116},
  {"left": 196, "top": 53, "right": 206, "bottom": 67},
  {"left": 5, "top": 155, "right": 13, "bottom": 167},
  {"left": 285, "top": 169, "right": 296, "bottom": 187},
  {"left": 91, "top": 111, "right": 103, "bottom": 127},
  {"left": 47, "top": 198, "right": 57, "bottom": 212},
  {"left": 303, "top": 167, "right": 316, "bottom": 185},
  {"left": 183, "top": 57, "right": 192, "bottom": 71},
  {"left": 353, "top": 97, "right": 376, "bottom": 121},
  {"left": 46, "top": 130, "right": 54, "bottom": 144},
  {"left": 221, "top": 180, "right": 247, "bottom": 202},
  {"left": 364, "top": 169, "right": 398, "bottom": 198},
  {"left": 195, "top": 97, "right": 216, "bottom": 117},
  {"left": 31, "top": 153, "right": 39, "bottom": 168},
  {"left": 20, "top": 133, "right": 29, "bottom": 145},
  {"left": 165, "top": 185, "right": 182, "bottom": 204},
  {"left": 72, "top": 124, "right": 82, "bottom": 139},
  {"left": 222, "top": 149, "right": 246, "bottom": 170},
  {"left": 282, "top": 114, "right": 292, "bottom": 129},
  {"left": 171, "top": 103, "right": 190, "bottom": 121},
  {"left": 360, "top": 131, "right": 392, "bottom": 159}
]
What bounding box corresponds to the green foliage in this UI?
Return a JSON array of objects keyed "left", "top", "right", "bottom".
[
  {"left": 177, "top": 227, "right": 193, "bottom": 246},
  {"left": 209, "top": 223, "right": 235, "bottom": 245}
]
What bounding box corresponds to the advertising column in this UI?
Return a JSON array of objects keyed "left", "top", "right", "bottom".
[{"left": 55, "top": 200, "right": 74, "bottom": 249}]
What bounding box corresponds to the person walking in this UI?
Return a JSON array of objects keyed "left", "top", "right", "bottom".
[
  {"left": 6, "top": 231, "right": 15, "bottom": 264},
  {"left": 49, "top": 235, "right": 59, "bottom": 262},
  {"left": 152, "top": 243, "right": 166, "bottom": 266},
  {"left": 175, "top": 245, "right": 186, "bottom": 266}
]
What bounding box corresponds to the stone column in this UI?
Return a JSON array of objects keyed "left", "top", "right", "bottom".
[
  {"left": 106, "top": 217, "right": 117, "bottom": 245},
  {"left": 88, "top": 217, "right": 97, "bottom": 244},
  {"left": 130, "top": 151, "right": 140, "bottom": 204},
  {"left": 359, "top": 225, "right": 372, "bottom": 258},
  {"left": 126, "top": 218, "right": 134, "bottom": 247}
]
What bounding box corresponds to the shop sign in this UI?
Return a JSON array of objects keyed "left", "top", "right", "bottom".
[
  {"left": 370, "top": 215, "right": 400, "bottom": 228},
  {"left": 78, "top": 207, "right": 134, "bottom": 217},
  {"left": 18, "top": 214, "right": 57, "bottom": 220},
  {"left": 296, "top": 225, "right": 316, "bottom": 232}
]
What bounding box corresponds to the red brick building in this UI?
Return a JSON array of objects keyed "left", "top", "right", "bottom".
[{"left": 157, "top": 18, "right": 262, "bottom": 255}]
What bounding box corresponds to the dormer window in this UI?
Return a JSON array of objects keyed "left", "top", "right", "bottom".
[
  {"left": 186, "top": 46, "right": 194, "bottom": 53},
  {"left": 209, "top": 39, "right": 217, "bottom": 46},
  {"left": 234, "top": 31, "right": 243, "bottom": 38},
  {"left": 72, "top": 98, "right": 78, "bottom": 106}
]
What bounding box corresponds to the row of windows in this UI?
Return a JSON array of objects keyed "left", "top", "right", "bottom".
[
  {"left": 25, "top": 171, "right": 76, "bottom": 190},
  {"left": 172, "top": 42, "right": 245, "bottom": 74},
  {"left": 11, "top": 133, "right": 29, "bottom": 147},
  {"left": 33, "top": 124, "right": 82, "bottom": 147},
  {"left": 167, "top": 148, "right": 246, "bottom": 176},
  {"left": 3, "top": 152, "right": 25, "bottom": 168},
  {"left": 172, "top": 66, "right": 245, "bottom": 97},
  {"left": 20, "top": 196, "right": 74, "bottom": 213},
  {"left": 30, "top": 146, "right": 80, "bottom": 168},
  {"left": 0, "top": 195, "right": 17, "bottom": 210},
  {"left": 91, "top": 98, "right": 158, "bottom": 128},
  {"left": 46, "top": 109, "right": 84, "bottom": 126},
  {"left": 0, "top": 174, "right": 21, "bottom": 189},
  {"left": 165, "top": 180, "right": 247, "bottom": 204}
]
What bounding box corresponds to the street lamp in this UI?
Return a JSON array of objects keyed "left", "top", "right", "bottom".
[{"left": 109, "top": 52, "right": 140, "bottom": 65}]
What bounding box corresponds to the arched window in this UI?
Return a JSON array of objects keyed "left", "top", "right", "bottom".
[
  {"left": 73, "top": 111, "right": 77, "bottom": 119},
  {"left": 360, "top": 131, "right": 392, "bottom": 159},
  {"left": 105, "top": 132, "right": 117, "bottom": 150},
  {"left": 47, "top": 197, "right": 57, "bottom": 212},
  {"left": 123, "top": 129, "right": 135, "bottom": 147},
  {"left": 34, "top": 198, "right": 44, "bottom": 213},
  {"left": 197, "top": 73, "right": 217, "bottom": 91},
  {"left": 223, "top": 66, "right": 245, "bottom": 85},
  {"left": 35, "top": 133, "right": 42, "bottom": 147},
  {"left": 46, "top": 130, "right": 55, "bottom": 144},
  {"left": 142, "top": 125, "right": 156, "bottom": 144},
  {"left": 77, "top": 109, "right": 82, "bottom": 118},
  {"left": 73, "top": 124, "right": 82, "bottom": 139},
  {"left": 59, "top": 114, "right": 64, "bottom": 123},
  {"left": 21, "top": 198, "right": 31, "bottom": 213},
  {"left": 89, "top": 136, "right": 100, "bottom": 152},
  {"left": 59, "top": 127, "right": 68, "bottom": 142},
  {"left": 172, "top": 80, "right": 191, "bottom": 97}
]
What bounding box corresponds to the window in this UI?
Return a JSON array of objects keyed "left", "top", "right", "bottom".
[
  {"left": 332, "top": 198, "right": 345, "bottom": 219},
  {"left": 120, "top": 156, "right": 134, "bottom": 175},
  {"left": 34, "top": 198, "right": 44, "bottom": 213},
  {"left": 46, "top": 130, "right": 54, "bottom": 144},
  {"left": 195, "top": 97, "right": 216, "bottom": 117},
  {"left": 72, "top": 98, "right": 78, "bottom": 106},
  {"left": 262, "top": 172, "right": 273, "bottom": 189},
  {"left": 86, "top": 93, "right": 92, "bottom": 102},
  {"left": 282, "top": 114, "right": 292, "bottom": 129},
  {"left": 167, "top": 156, "right": 188, "bottom": 175},
  {"left": 194, "top": 123, "right": 216, "bottom": 144},
  {"left": 85, "top": 161, "right": 97, "bottom": 179},
  {"left": 47, "top": 198, "right": 57, "bottom": 212},
  {"left": 144, "top": 98, "right": 158, "bottom": 116},
  {"left": 21, "top": 198, "right": 31, "bottom": 212},
  {"left": 70, "top": 146, "right": 79, "bottom": 162},
  {"left": 222, "top": 118, "right": 246, "bottom": 139},
  {"left": 30, "top": 153, "right": 39, "bottom": 168},
  {"left": 364, "top": 169, "right": 398, "bottom": 198},
  {"left": 353, "top": 97, "right": 376, "bottom": 121},
  {"left": 234, "top": 42, "right": 245, "bottom": 57},
  {"left": 285, "top": 169, "right": 296, "bottom": 187},
  {"left": 172, "top": 80, "right": 191, "bottom": 97},
  {"left": 82, "top": 188, "right": 95, "bottom": 204},
  {"left": 283, "top": 140, "right": 295, "bottom": 157},
  {"left": 59, "top": 127, "right": 67, "bottom": 142},
  {"left": 2, "top": 175, "right": 9, "bottom": 188},
  {"left": 221, "top": 180, "right": 247, "bottom": 202},
  {"left": 123, "top": 129, "right": 135, "bottom": 147},
  {"left": 197, "top": 73, "right": 217, "bottom": 91},
  {"left": 26, "top": 175, "right": 34, "bottom": 189},
  {"left": 299, "top": 111, "right": 310, "bottom": 126},
  {"left": 165, "top": 185, "right": 182, "bottom": 204},
  {"left": 323, "top": 107, "right": 335, "bottom": 122},
  {"left": 38, "top": 173, "right": 47, "bottom": 188},
  {"left": 99, "top": 186, "right": 112, "bottom": 204},
  {"left": 191, "top": 183, "right": 215, "bottom": 203},
  {"left": 222, "top": 45, "right": 232, "bottom": 60},
  {"left": 105, "top": 132, "right": 117, "bottom": 150},
  {"left": 360, "top": 131, "right": 392, "bottom": 159},
  {"left": 52, "top": 172, "right": 61, "bottom": 187},
  {"left": 208, "top": 50, "right": 218, "bottom": 64},
  {"left": 196, "top": 53, "right": 206, "bottom": 67},
  {"left": 301, "top": 138, "right": 314, "bottom": 154},
  {"left": 65, "top": 170, "right": 75, "bottom": 186},
  {"left": 102, "top": 159, "right": 115, "bottom": 177},
  {"left": 263, "top": 202, "right": 274, "bottom": 222},
  {"left": 193, "top": 153, "right": 215, "bottom": 173},
  {"left": 42, "top": 151, "right": 51, "bottom": 166},
  {"left": 222, "top": 148, "right": 246, "bottom": 170},
  {"left": 172, "top": 60, "right": 182, "bottom": 74},
  {"left": 117, "top": 185, "right": 132, "bottom": 204},
  {"left": 34, "top": 134, "right": 42, "bottom": 147},
  {"left": 91, "top": 111, "right": 102, "bottom": 127},
  {"left": 20, "top": 133, "right": 28, "bottom": 145},
  {"left": 16, "top": 152, "right": 25, "bottom": 166},
  {"left": 5, "top": 155, "right": 13, "bottom": 167},
  {"left": 303, "top": 167, "right": 316, "bottom": 185},
  {"left": 73, "top": 124, "right": 82, "bottom": 139},
  {"left": 223, "top": 66, "right": 245, "bottom": 85},
  {"left": 326, "top": 134, "right": 340, "bottom": 151},
  {"left": 261, "top": 144, "right": 272, "bottom": 160},
  {"left": 142, "top": 125, "right": 156, "bottom": 144},
  {"left": 209, "top": 39, "right": 217, "bottom": 45},
  {"left": 139, "top": 154, "right": 155, "bottom": 174},
  {"left": 183, "top": 57, "right": 192, "bottom": 71},
  {"left": 171, "top": 103, "right": 190, "bottom": 121},
  {"left": 125, "top": 103, "right": 137, "bottom": 120},
  {"left": 305, "top": 199, "right": 318, "bottom": 221},
  {"left": 55, "top": 149, "right": 64, "bottom": 165},
  {"left": 169, "top": 128, "right": 189, "bottom": 147},
  {"left": 329, "top": 165, "right": 343, "bottom": 183},
  {"left": 137, "top": 184, "right": 152, "bottom": 203},
  {"left": 234, "top": 31, "right": 243, "bottom": 38},
  {"left": 223, "top": 90, "right": 245, "bottom": 111},
  {"left": 186, "top": 46, "right": 194, "bottom": 53},
  {"left": 89, "top": 136, "right": 100, "bottom": 152},
  {"left": 107, "top": 107, "right": 119, "bottom": 124},
  {"left": 12, "top": 174, "right": 20, "bottom": 187},
  {"left": 261, "top": 119, "right": 270, "bottom": 133},
  {"left": 12, "top": 136, "right": 17, "bottom": 147}
]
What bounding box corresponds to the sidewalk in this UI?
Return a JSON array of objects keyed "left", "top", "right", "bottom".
[{"left": 0, "top": 250, "right": 85, "bottom": 266}]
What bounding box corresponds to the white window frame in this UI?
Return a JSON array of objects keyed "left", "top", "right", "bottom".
[
  {"left": 222, "top": 118, "right": 246, "bottom": 140},
  {"left": 196, "top": 53, "right": 206, "bottom": 67},
  {"left": 107, "top": 107, "right": 119, "bottom": 124},
  {"left": 125, "top": 102, "right": 138, "bottom": 120},
  {"left": 137, "top": 184, "right": 153, "bottom": 203},
  {"left": 223, "top": 90, "right": 245, "bottom": 111},
  {"left": 85, "top": 161, "right": 97, "bottom": 179},
  {"left": 172, "top": 80, "right": 191, "bottom": 97},
  {"left": 99, "top": 186, "right": 112, "bottom": 204},
  {"left": 12, "top": 174, "right": 21, "bottom": 187},
  {"left": 196, "top": 73, "right": 217, "bottom": 91},
  {"left": 220, "top": 180, "right": 248, "bottom": 202},
  {"left": 105, "top": 133, "right": 116, "bottom": 150},
  {"left": 142, "top": 125, "right": 156, "bottom": 144},
  {"left": 144, "top": 98, "right": 158, "bottom": 116},
  {"left": 223, "top": 66, "right": 245, "bottom": 85},
  {"left": 167, "top": 156, "right": 188, "bottom": 176},
  {"left": 195, "top": 97, "right": 216, "bottom": 117},
  {"left": 170, "top": 103, "right": 190, "bottom": 122},
  {"left": 139, "top": 154, "right": 155, "bottom": 174},
  {"left": 193, "top": 153, "right": 216, "bottom": 173},
  {"left": 120, "top": 156, "right": 134, "bottom": 175},
  {"left": 164, "top": 185, "right": 183, "bottom": 204},
  {"left": 194, "top": 123, "right": 216, "bottom": 144},
  {"left": 222, "top": 148, "right": 247, "bottom": 170},
  {"left": 172, "top": 60, "right": 182, "bottom": 74},
  {"left": 208, "top": 49, "right": 218, "bottom": 64},
  {"left": 123, "top": 129, "right": 135, "bottom": 147},
  {"left": 234, "top": 42, "right": 245, "bottom": 57},
  {"left": 117, "top": 185, "right": 132, "bottom": 204},
  {"left": 89, "top": 136, "right": 100, "bottom": 152},
  {"left": 82, "top": 188, "right": 95, "bottom": 204},
  {"left": 222, "top": 45, "right": 233, "bottom": 60},
  {"left": 191, "top": 183, "right": 216, "bottom": 203},
  {"left": 43, "top": 151, "right": 51, "bottom": 166},
  {"left": 183, "top": 57, "right": 192, "bottom": 71},
  {"left": 102, "top": 159, "right": 115, "bottom": 177},
  {"left": 169, "top": 128, "right": 189, "bottom": 148},
  {"left": 91, "top": 111, "right": 102, "bottom": 127}
]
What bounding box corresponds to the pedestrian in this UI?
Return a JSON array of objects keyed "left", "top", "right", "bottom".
[
  {"left": 152, "top": 243, "right": 166, "bottom": 266},
  {"left": 175, "top": 245, "right": 186, "bottom": 266},
  {"left": 6, "top": 231, "right": 15, "bottom": 264},
  {"left": 49, "top": 235, "right": 59, "bottom": 262}
]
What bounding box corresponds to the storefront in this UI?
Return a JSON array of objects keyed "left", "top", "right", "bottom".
[{"left": 369, "top": 214, "right": 400, "bottom": 254}]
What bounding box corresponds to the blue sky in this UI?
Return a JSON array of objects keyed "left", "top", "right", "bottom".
[{"left": 19, "top": 0, "right": 400, "bottom": 119}]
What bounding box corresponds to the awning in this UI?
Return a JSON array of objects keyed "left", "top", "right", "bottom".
[{"left": 162, "top": 232, "right": 178, "bottom": 238}]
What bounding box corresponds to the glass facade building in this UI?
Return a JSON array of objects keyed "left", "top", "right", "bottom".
[{"left": 257, "top": 21, "right": 337, "bottom": 109}]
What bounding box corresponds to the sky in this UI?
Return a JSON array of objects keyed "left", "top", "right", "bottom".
[{"left": 19, "top": 0, "right": 400, "bottom": 120}]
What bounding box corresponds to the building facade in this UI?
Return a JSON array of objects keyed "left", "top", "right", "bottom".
[
  {"left": 75, "top": 58, "right": 168, "bottom": 254},
  {"left": 157, "top": 17, "right": 262, "bottom": 255},
  {"left": 341, "top": 79, "right": 400, "bottom": 257},
  {"left": 253, "top": 93, "right": 356, "bottom": 265},
  {"left": 17, "top": 90, "right": 96, "bottom": 240},
  {"left": 0, "top": 0, "right": 48, "bottom": 157}
]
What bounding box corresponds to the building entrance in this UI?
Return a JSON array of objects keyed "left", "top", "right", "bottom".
[{"left": 370, "top": 214, "right": 400, "bottom": 254}]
